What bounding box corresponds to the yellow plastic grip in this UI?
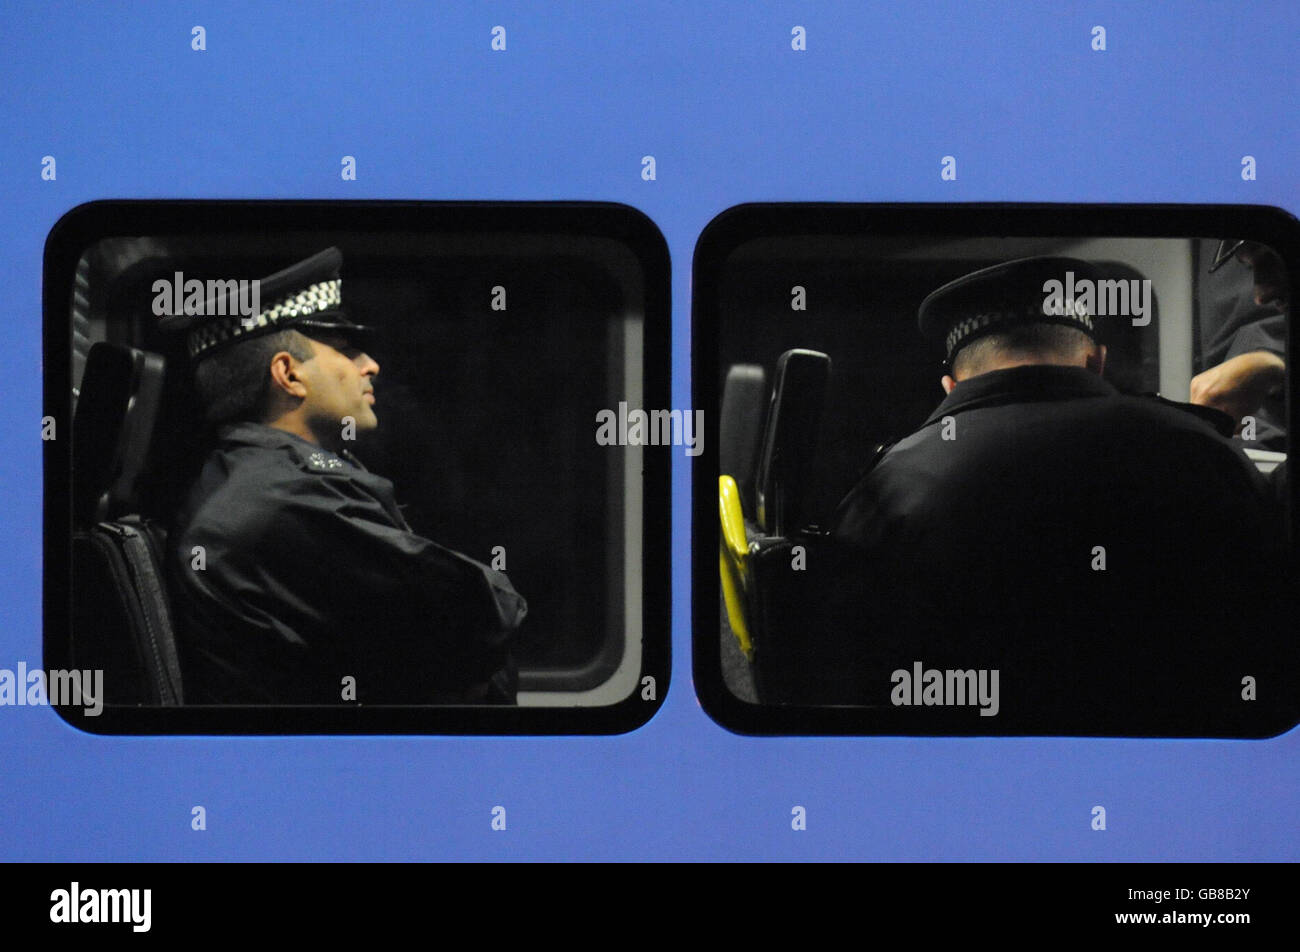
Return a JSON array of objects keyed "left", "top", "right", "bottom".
[
  {"left": 719, "top": 476, "right": 749, "bottom": 563},
  {"left": 719, "top": 476, "right": 753, "bottom": 659}
]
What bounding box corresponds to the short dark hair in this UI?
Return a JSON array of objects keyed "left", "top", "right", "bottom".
[
  {"left": 952, "top": 324, "right": 1096, "bottom": 379},
  {"left": 193, "top": 329, "right": 315, "bottom": 425}
]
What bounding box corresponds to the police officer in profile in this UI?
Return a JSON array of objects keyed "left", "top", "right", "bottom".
[
  {"left": 164, "top": 248, "right": 527, "bottom": 705},
  {"left": 830, "top": 257, "right": 1290, "bottom": 727}
]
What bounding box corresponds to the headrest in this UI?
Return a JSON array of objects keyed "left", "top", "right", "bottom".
[{"left": 73, "top": 343, "right": 166, "bottom": 525}]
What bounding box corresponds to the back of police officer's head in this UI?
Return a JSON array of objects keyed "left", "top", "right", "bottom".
[
  {"left": 193, "top": 329, "right": 315, "bottom": 425},
  {"left": 922, "top": 257, "right": 1109, "bottom": 395},
  {"left": 944, "top": 323, "right": 1106, "bottom": 393}
]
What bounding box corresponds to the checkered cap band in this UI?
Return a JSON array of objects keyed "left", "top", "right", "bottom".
[
  {"left": 187, "top": 279, "right": 343, "bottom": 358},
  {"left": 944, "top": 305, "right": 1095, "bottom": 359}
]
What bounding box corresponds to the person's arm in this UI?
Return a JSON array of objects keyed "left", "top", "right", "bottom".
[
  {"left": 1190, "top": 309, "right": 1286, "bottom": 429},
  {"left": 263, "top": 470, "right": 528, "bottom": 701},
  {"left": 1190, "top": 349, "right": 1285, "bottom": 430}
]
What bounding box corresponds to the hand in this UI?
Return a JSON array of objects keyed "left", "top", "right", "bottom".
[{"left": 1189, "top": 351, "right": 1286, "bottom": 431}]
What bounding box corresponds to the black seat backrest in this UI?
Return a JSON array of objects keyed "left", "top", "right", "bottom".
[
  {"left": 720, "top": 364, "right": 767, "bottom": 513},
  {"left": 73, "top": 343, "right": 166, "bottom": 525},
  {"left": 72, "top": 518, "right": 183, "bottom": 705},
  {"left": 754, "top": 350, "right": 831, "bottom": 536},
  {"left": 732, "top": 349, "right": 857, "bottom": 704},
  {"left": 71, "top": 343, "right": 183, "bottom": 705}
]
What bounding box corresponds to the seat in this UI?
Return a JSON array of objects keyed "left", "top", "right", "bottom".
[
  {"left": 718, "top": 363, "right": 767, "bottom": 660},
  {"left": 71, "top": 342, "right": 184, "bottom": 705},
  {"left": 721, "top": 350, "right": 861, "bottom": 703},
  {"left": 719, "top": 363, "right": 767, "bottom": 515}
]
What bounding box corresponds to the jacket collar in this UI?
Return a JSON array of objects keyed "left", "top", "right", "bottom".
[
  {"left": 922, "top": 364, "right": 1115, "bottom": 427},
  {"left": 216, "top": 421, "right": 370, "bottom": 472},
  {"left": 217, "top": 421, "right": 321, "bottom": 452}
]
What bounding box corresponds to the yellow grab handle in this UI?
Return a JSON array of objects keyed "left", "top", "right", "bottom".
[
  {"left": 720, "top": 547, "right": 753, "bottom": 659},
  {"left": 719, "top": 476, "right": 750, "bottom": 563},
  {"left": 718, "top": 475, "right": 753, "bottom": 659}
]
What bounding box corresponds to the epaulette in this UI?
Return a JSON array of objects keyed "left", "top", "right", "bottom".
[
  {"left": 292, "top": 445, "right": 350, "bottom": 474},
  {"left": 1137, "top": 392, "right": 1235, "bottom": 437},
  {"left": 856, "top": 439, "right": 897, "bottom": 480}
]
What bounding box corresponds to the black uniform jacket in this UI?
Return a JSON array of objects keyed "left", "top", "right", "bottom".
[
  {"left": 826, "top": 364, "right": 1293, "bottom": 727},
  {"left": 169, "top": 422, "right": 527, "bottom": 704}
]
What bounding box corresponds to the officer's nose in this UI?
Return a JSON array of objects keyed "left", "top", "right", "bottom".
[{"left": 358, "top": 352, "right": 380, "bottom": 377}]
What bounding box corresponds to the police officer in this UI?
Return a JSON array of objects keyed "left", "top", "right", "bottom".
[
  {"left": 830, "top": 257, "right": 1290, "bottom": 729},
  {"left": 1191, "top": 238, "right": 1288, "bottom": 448},
  {"left": 164, "top": 248, "right": 526, "bottom": 705}
]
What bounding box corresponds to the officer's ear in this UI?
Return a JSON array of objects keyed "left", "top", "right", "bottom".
[
  {"left": 1085, "top": 344, "right": 1107, "bottom": 377},
  {"left": 268, "top": 350, "right": 310, "bottom": 398}
]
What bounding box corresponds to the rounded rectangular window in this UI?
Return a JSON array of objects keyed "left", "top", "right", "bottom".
[
  {"left": 44, "top": 200, "right": 670, "bottom": 734},
  {"left": 695, "top": 203, "right": 1300, "bottom": 737}
]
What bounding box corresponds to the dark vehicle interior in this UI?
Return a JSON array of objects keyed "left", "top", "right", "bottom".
[
  {"left": 710, "top": 232, "right": 1293, "bottom": 735},
  {"left": 52, "top": 225, "right": 654, "bottom": 712}
]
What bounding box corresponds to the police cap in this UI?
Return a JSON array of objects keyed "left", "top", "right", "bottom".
[
  {"left": 919, "top": 256, "right": 1104, "bottom": 362},
  {"left": 160, "top": 247, "right": 376, "bottom": 361}
]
